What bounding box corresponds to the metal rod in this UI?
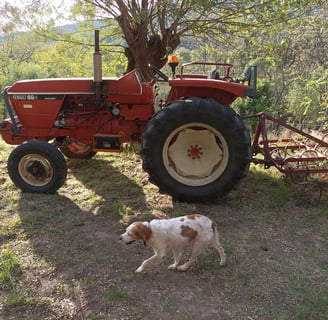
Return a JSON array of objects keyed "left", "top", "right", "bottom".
[{"left": 3, "top": 87, "right": 19, "bottom": 134}]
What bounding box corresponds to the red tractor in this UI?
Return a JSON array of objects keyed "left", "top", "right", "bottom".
[{"left": 0, "top": 31, "right": 256, "bottom": 202}]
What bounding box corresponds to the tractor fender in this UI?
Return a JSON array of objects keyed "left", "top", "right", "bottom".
[{"left": 166, "top": 79, "right": 250, "bottom": 105}]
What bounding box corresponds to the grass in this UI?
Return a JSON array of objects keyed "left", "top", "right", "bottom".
[
  {"left": 0, "top": 245, "right": 20, "bottom": 289},
  {"left": 195, "top": 249, "right": 223, "bottom": 271},
  {"left": 288, "top": 270, "right": 328, "bottom": 320},
  {"left": 1, "top": 137, "right": 328, "bottom": 319},
  {"left": 103, "top": 286, "right": 129, "bottom": 301},
  {"left": 165, "top": 296, "right": 178, "bottom": 313}
]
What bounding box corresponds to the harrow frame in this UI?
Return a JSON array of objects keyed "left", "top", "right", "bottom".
[{"left": 248, "top": 113, "right": 328, "bottom": 179}]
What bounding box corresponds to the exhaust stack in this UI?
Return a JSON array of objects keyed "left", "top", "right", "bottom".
[{"left": 93, "top": 30, "right": 102, "bottom": 102}]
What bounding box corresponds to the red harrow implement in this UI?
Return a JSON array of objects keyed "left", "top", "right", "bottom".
[{"left": 248, "top": 112, "right": 328, "bottom": 195}]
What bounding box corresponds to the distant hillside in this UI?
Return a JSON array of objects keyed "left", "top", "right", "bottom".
[{"left": 0, "top": 22, "right": 103, "bottom": 42}]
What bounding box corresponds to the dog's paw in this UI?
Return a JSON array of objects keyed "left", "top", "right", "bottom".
[
  {"left": 220, "top": 256, "right": 226, "bottom": 267},
  {"left": 177, "top": 265, "right": 189, "bottom": 272},
  {"left": 167, "top": 264, "right": 178, "bottom": 270},
  {"left": 135, "top": 266, "right": 144, "bottom": 273}
]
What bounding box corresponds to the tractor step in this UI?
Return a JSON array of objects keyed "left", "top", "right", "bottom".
[{"left": 93, "top": 134, "right": 123, "bottom": 152}]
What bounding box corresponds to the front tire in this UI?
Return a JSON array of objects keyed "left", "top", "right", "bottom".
[
  {"left": 141, "top": 97, "right": 251, "bottom": 202},
  {"left": 7, "top": 140, "right": 67, "bottom": 193}
]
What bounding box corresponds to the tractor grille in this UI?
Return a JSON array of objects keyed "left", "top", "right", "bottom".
[{"left": 76, "top": 103, "right": 99, "bottom": 112}]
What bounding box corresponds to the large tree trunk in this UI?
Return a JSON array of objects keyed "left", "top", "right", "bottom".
[{"left": 117, "top": 16, "right": 180, "bottom": 80}]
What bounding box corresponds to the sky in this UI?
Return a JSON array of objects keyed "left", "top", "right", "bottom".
[
  {"left": 2, "top": 0, "right": 75, "bottom": 15},
  {"left": 2, "top": 0, "right": 74, "bottom": 7},
  {"left": 2, "top": 0, "right": 77, "bottom": 27}
]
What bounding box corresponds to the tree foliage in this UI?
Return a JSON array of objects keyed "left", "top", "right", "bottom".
[
  {"left": 0, "top": 0, "right": 58, "bottom": 33},
  {"left": 72, "top": 0, "right": 319, "bottom": 79},
  {"left": 0, "top": 0, "right": 327, "bottom": 130}
]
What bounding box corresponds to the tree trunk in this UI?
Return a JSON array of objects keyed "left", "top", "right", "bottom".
[{"left": 117, "top": 16, "right": 180, "bottom": 80}]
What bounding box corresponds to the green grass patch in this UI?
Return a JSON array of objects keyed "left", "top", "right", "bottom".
[
  {"left": 269, "top": 183, "right": 290, "bottom": 208},
  {"left": 0, "top": 244, "right": 20, "bottom": 289},
  {"left": 196, "top": 249, "right": 223, "bottom": 271},
  {"left": 115, "top": 200, "right": 135, "bottom": 223},
  {"left": 165, "top": 295, "right": 178, "bottom": 313},
  {"left": 103, "top": 286, "right": 129, "bottom": 301},
  {"left": 287, "top": 270, "right": 328, "bottom": 320},
  {"left": 0, "top": 215, "right": 23, "bottom": 243}
]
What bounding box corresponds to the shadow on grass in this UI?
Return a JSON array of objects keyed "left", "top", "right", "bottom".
[
  {"left": 6, "top": 156, "right": 327, "bottom": 320},
  {"left": 231, "top": 165, "right": 328, "bottom": 210},
  {"left": 9, "top": 155, "right": 154, "bottom": 318},
  {"left": 67, "top": 156, "right": 150, "bottom": 216}
]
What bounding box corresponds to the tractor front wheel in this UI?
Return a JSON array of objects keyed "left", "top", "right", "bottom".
[
  {"left": 7, "top": 140, "right": 67, "bottom": 193},
  {"left": 141, "top": 97, "right": 251, "bottom": 202}
]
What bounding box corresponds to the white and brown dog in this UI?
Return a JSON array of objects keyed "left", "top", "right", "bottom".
[{"left": 120, "top": 214, "right": 226, "bottom": 273}]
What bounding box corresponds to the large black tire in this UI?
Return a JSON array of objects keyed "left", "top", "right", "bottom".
[
  {"left": 141, "top": 97, "right": 251, "bottom": 202},
  {"left": 7, "top": 140, "right": 67, "bottom": 193}
]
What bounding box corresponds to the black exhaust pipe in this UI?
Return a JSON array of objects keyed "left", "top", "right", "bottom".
[{"left": 93, "top": 30, "right": 102, "bottom": 103}]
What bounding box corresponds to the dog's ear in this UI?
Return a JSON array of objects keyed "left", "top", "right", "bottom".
[{"left": 134, "top": 222, "right": 152, "bottom": 242}]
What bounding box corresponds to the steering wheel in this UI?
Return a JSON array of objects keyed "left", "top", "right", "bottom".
[
  {"left": 223, "top": 76, "right": 234, "bottom": 82},
  {"left": 149, "top": 64, "right": 169, "bottom": 81}
]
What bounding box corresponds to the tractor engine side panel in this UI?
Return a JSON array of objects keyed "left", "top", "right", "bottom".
[
  {"left": 6, "top": 78, "right": 96, "bottom": 130},
  {"left": 8, "top": 94, "right": 64, "bottom": 129},
  {"left": 59, "top": 107, "right": 153, "bottom": 145},
  {"left": 3, "top": 74, "right": 155, "bottom": 146},
  {"left": 57, "top": 93, "right": 154, "bottom": 144}
]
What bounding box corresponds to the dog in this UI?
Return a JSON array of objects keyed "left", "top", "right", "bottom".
[{"left": 119, "top": 214, "right": 226, "bottom": 273}]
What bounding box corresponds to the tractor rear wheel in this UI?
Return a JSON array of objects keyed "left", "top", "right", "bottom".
[
  {"left": 141, "top": 97, "right": 251, "bottom": 202},
  {"left": 7, "top": 140, "right": 67, "bottom": 193}
]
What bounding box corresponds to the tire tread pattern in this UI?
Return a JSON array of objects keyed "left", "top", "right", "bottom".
[
  {"left": 7, "top": 140, "right": 67, "bottom": 194},
  {"left": 141, "top": 97, "right": 251, "bottom": 202}
]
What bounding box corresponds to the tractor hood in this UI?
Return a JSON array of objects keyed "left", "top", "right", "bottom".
[
  {"left": 7, "top": 78, "right": 96, "bottom": 95},
  {"left": 7, "top": 69, "right": 154, "bottom": 104}
]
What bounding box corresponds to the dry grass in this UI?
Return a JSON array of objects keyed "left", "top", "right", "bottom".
[{"left": 1, "top": 137, "right": 328, "bottom": 320}]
